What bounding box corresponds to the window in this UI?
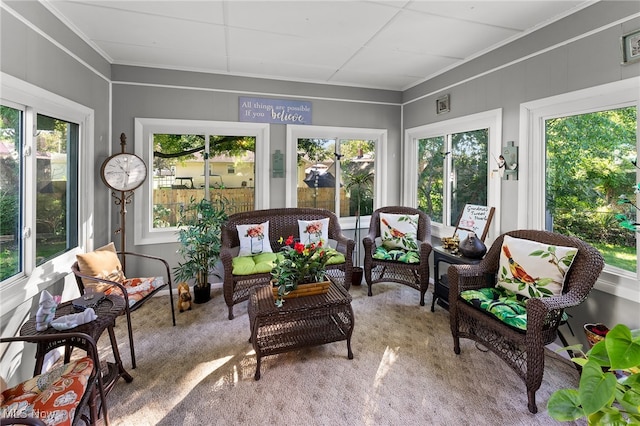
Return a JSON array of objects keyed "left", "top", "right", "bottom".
[
  {"left": 545, "top": 107, "right": 636, "bottom": 274},
  {"left": 520, "top": 77, "right": 639, "bottom": 301},
  {"left": 286, "top": 125, "right": 387, "bottom": 228},
  {"left": 404, "top": 109, "right": 502, "bottom": 240},
  {"left": 416, "top": 130, "right": 488, "bottom": 226},
  {"left": 296, "top": 138, "right": 375, "bottom": 218},
  {"left": 134, "top": 119, "right": 270, "bottom": 244},
  {"left": 0, "top": 105, "right": 23, "bottom": 281},
  {"left": 151, "top": 134, "right": 255, "bottom": 228},
  {"left": 0, "top": 73, "right": 92, "bottom": 299}
]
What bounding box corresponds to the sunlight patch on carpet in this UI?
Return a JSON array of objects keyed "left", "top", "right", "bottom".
[{"left": 373, "top": 346, "right": 399, "bottom": 388}]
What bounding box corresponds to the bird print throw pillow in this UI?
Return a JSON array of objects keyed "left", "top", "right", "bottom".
[
  {"left": 379, "top": 213, "right": 419, "bottom": 251},
  {"left": 497, "top": 235, "right": 578, "bottom": 298}
]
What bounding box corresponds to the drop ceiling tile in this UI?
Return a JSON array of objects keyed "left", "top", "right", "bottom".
[
  {"left": 345, "top": 47, "right": 459, "bottom": 77},
  {"left": 52, "top": 1, "right": 224, "bottom": 26},
  {"left": 226, "top": 1, "right": 397, "bottom": 42},
  {"left": 406, "top": 1, "right": 585, "bottom": 31},
  {"left": 101, "top": 42, "right": 228, "bottom": 71},
  {"left": 330, "top": 68, "right": 417, "bottom": 90},
  {"left": 228, "top": 27, "right": 357, "bottom": 67},
  {"left": 49, "top": 2, "right": 226, "bottom": 54},
  {"left": 230, "top": 57, "right": 337, "bottom": 82},
  {"left": 370, "top": 9, "right": 518, "bottom": 58}
]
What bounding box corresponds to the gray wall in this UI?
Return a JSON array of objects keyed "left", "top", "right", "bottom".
[
  {"left": 1, "top": 0, "right": 638, "bottom": 375},
  {"left": 404, "top": 1, "right": 640, "bottom": 346},
  {"left": 1, "top": 1, "right": 112, "bottom": 384},
  {"left": 110, "top": 66, "right": 402, "bottom": 264}
]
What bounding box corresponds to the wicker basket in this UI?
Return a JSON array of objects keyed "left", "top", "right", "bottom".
[
  {"left": 272, "top": 281, "right": 330, "bottom": 299},
  {"left": 584, "top": 323, "right": 609, "bottom": 348}
]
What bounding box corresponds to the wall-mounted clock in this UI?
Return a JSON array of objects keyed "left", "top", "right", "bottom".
[{"left": 100, "top": 152, "right": 147, "bottom": 192}]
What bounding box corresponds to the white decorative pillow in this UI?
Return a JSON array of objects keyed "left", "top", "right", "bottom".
[
  {"left": 237, "top": 221, "right": 272, "bottom": 256},
  {"left": 76, "top": 242, "right": 126, "bottom": 287},
  {"left": 379, "top": 213, "right": 419, "bottom": 251},
  {"left": 497, "top": 235, "right": 578, "bottom": 298},
  {"left": 298, "top": 218, "right": 330, "bottom": 245}
]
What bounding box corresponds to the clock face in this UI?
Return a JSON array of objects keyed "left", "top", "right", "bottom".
[{"left": 101, "top": 153, "right": 147, "bottom": 191}]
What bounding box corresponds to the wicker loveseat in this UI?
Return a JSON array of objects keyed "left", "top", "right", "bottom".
[{"left": 220, "top": 208, "right": 355, "bottom": 320}]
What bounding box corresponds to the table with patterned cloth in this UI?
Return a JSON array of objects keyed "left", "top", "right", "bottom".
[
  {"left": 248, "top": 280, "right": 354, "bottom": 380},
  {"left": 20, "top": 294, "right": 133, "bottom": 395}
]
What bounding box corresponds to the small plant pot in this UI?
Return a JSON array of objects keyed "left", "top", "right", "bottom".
[
  {"left": 193, "top": 283, "right": 211, "bottom": 304},
  {"left": 352, "top": 266, "right": 363, "bottom": 286},
  {"left": 584, "top": 323, "right": 609, "bottom": 348}
]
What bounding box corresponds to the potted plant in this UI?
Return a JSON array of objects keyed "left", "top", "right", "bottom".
[
  {"left": 271, "top": 235, "right": 332, "bottom": 307},
  {"left": 173, "top": 197, "right": 228, "bottom": 303},
  {"left": 547, "top": 323, "right": 640, "bottom": 424},
  {"left": 344, "top": 167, "right": 374, "bottom": 286}
]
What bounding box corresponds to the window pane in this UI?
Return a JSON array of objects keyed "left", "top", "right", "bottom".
[
  {"left": 208, "top": 135, "right": 255, "bottom": 214},
  {"left": 152, "top": 134, "right": 255, "bottom": 227},
  {"left": 545, "top": 107, "right": 637, "bottom": 273},
  {"left": 417, "top": 136, "right": 445, "bottom": 223},
  {"left": 450, "top": 129, "right": 488, "bottom": 224},
  {"left": 297, "top": 138, "right": 336, "bottom": 212},
  {"left": 35, "top": 114, "right": 78, "bottom": 265},
  {"left": 0, "top": 105, "right": 22, "bottom": 280},
  {"left": 341, "top": 139, "right": 375, "bottom": 218}
]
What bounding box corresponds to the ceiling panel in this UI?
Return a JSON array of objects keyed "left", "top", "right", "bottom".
[
  {"left": 406, "top": 1, "right": 586, "bottom": 30},
  {"left": 43, "top": 0, "right": 594, "bottom": 91}
]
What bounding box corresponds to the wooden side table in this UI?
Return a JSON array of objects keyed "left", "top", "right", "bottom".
[
  {"left": 431, "top": 245, "right": 482, "bottom": 311},
  {"left": 20, "top": 294, "right": 133, "bottom": 395}
]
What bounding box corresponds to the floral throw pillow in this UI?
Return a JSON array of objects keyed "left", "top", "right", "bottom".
[
  {"left": 379, "top": 213, "right": 419, "bottom": 251},
  {"left": 298, "top": 218, "right": 329, "bottom": 244},
  {"left": 497, "top": 235, "right": 578, "bottom": 298},
  {"left": 237, "top": 221, "right": 273, "bottom": 256}
]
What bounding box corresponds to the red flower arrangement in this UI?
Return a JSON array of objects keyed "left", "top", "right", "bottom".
[{"left": 271, "top": 235, "right": 330, "bottom": 307}]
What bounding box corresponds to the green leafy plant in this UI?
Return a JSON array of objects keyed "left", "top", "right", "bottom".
[
  {"left": 173, "top": 197, "right": 228, "bottom": 288},
  {"left": 547, "top": 324, "right": 640, "bottom": 424},
  {"left": 616, "top": 159, "right": 639, "bottom": 232},
  {"left": 271, "top": 236, "right": 331, "bottom": 307}
]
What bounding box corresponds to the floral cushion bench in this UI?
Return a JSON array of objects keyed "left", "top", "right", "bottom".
[{"left": 221, "top": 208, "right": 354, "bottom": 320}]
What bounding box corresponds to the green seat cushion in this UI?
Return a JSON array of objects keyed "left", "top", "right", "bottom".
[
  {"left": 232, "top": 252, "right": 278, "bottom": 275},
  {"left": 372, "top": 246, "right": 420, "bottom": 264},
  {"left": 323, "top": 248, "right": 346, "bottom": 266},
  {"left": 460, "top": 287, "right": 528, "bottom": 331},
  {"left": 232, "top": 249, "right": 344, "bottom": 276},
  {"left": 273, "top": 248, "right": 345, "bottom": 265}
]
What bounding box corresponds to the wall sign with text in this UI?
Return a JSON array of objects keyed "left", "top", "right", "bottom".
[{"left": 239, "top": 97, "right": 312, "bottom": 124}]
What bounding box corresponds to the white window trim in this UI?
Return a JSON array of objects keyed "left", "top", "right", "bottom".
[
  {"left": 134, "top": 118, "right": 270, "bottom": 245},
  {"left": 519, "top": 76, "right": 640, "bottom": 302},
  {"left": 0, "top": 72, "right": 94, "bottom": 312},
  {"left": 403, "top": 109, "right": 503, "bottom": 243},
  {"left": 285, "top": 124, "right": 388, "bottom": 230}
]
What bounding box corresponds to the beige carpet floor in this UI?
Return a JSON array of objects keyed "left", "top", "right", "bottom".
[{"left": 98, "top": 283, "right": 584, "bottom": 425}]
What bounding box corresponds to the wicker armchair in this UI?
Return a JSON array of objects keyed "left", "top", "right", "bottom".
[
  {"left": 362, "top": 206, "right": 432, "bottom": 305},
  {"left": 448, "top": 230, "right": 604, "bottom": 413},
  {"left": 221, "top": 208, "right": 354, "bottom": 320}
]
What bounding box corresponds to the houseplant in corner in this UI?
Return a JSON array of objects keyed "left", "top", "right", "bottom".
[
  {"left": 174, "top": 197, "right": 228, "bottom": 303},
  {"left": 344, "top": 167, "right": 374, "bottom": 286},
  {"left": 547, "top": 323, "right": 640, "bottom": 424}
]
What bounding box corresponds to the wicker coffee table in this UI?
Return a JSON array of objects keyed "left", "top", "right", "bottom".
[{"left": 248, "top": 280, "right": 354, "bottom": 380}]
